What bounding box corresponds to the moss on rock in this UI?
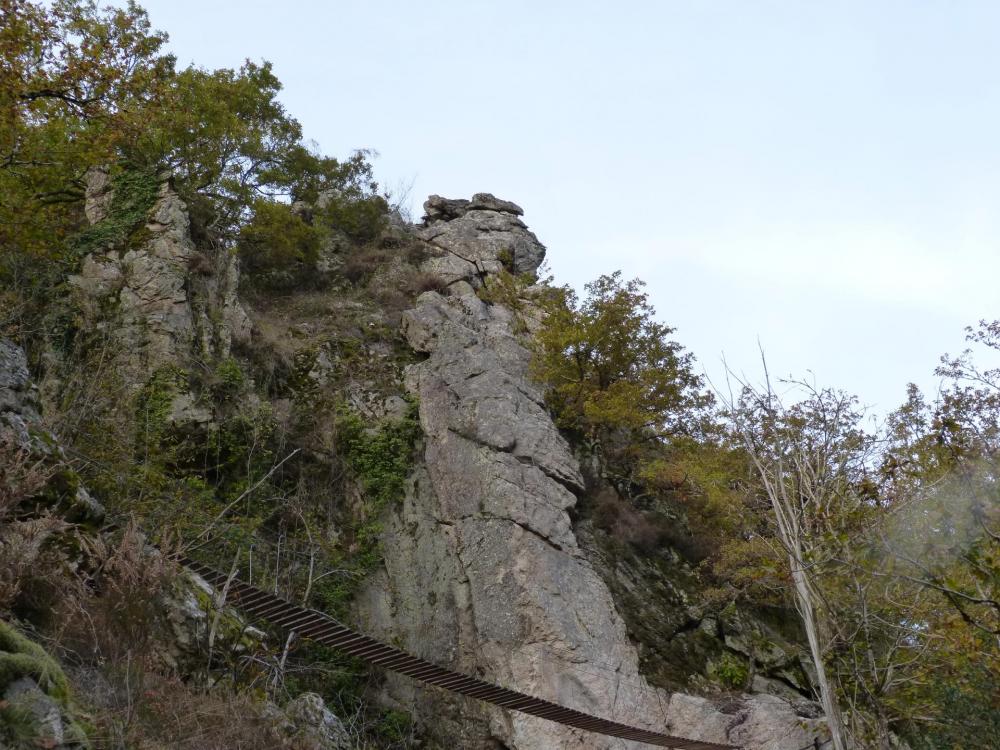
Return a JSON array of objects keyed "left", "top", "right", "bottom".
[{"left": 0, "top": 619, "right": 90, "bottom": 747}]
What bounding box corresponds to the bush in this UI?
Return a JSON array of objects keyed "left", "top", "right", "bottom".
[
  {"left": 403, "top": 269, "right": 448, "bottom": 297},
  {"left": 317, "top": 192, "right": 388, "bottom": 245},
  {"left": 591, "top": 493, "right": 666, "bottom": 555},
  {"left": 710, "top": 651, "right": 750, "bottom": 690},
  {"left": 341, "top": 246, "right": 392, "bottom": 285},
  {"left": 238, "top": 200, "right": 322, "bottom": 289}
]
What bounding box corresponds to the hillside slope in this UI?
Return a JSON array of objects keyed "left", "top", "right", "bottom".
[{"left": 2, "top": 175, "right": 829, "bottom": 749}]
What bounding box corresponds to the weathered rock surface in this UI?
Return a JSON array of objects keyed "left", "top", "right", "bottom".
[
  {"left": 0, "top": 340, "right": 261, "bottom": 745},
  {"left": 0, "top": 339, "right": 103, "bottom": 522},
  {"left": 70, "top": 174, "right": 251, "bottom": 387},
  {"left": 281, "top": 692, "right": 352, "bottom": 749},
  {"left": 0, "top": 338, "right": 41, "bottom": 439},
  {"left": 83, "top": 166, "right": 114, "bottom": 224},
  {"left": 359, "top": 196, "right": 831, "bottom": 749},
  {"left": 418, "top": 192, "right": 547, "bottom": 281},
  {"left": 0, "top": 621, "right": 89, "bottom": 749}
]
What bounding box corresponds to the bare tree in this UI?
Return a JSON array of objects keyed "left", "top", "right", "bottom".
[{"left": 720, "top": 362, "right": 874, "bottom": 750}]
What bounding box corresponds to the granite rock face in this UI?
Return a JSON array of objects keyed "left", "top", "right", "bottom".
[{"left": 359, "top": 196, "right": 831, "bottom": 749}]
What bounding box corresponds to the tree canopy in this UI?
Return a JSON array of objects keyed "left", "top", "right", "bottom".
[
  {"left": 531, "top": 273, "right": 999, "bottom": 748},
  {"left": 531, "top": 271, "right": 713, "bottom": 447},
  {"left": 1, "top": 0, "right": 385, "bottom": 337}
]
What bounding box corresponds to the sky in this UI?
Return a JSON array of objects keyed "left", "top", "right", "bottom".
[{"left": 133, "top": 0, "right": 1000, "bottom": 414}]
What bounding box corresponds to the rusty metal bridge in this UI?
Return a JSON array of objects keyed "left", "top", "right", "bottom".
[{"left": 181, "top": 555, "right": 735, "bottom": 750}]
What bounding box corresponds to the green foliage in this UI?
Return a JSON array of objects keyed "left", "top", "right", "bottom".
[
  {"left": 0, "top": 620, "right": 89, "bottom": 747},
  {"left": 0, "top": 700, "right": 39, "bottom": 747},
  {"left": 903, "top": 665, "right": 1000, "bottom": 749},
  {"left": 237, "top": 199, "right": 322, "bottom": 288},
  {"left": 1, "top": 0, "right": 385, "bottom": 341},
  {"left": 376, "top": 709, "right": 414, "bottom": 743},
  {"left": 287, "top": 402, "right": 424, "bottom": 618},
  {"left": 476, "top": 266, "right": 537, "bottom": 314},
  {"left": 1, "top": 0, "right": 174, "bottom": 253},
  {"left": 134, "top": 367, "right": 188, "bottom": 456},
  {"left": 532, "top": 271, "right": 713, "bottom": 450},
  {"left": 69, "top": 168, "right": 160, "bottom": 259},
  {"left": 709, "top": 651, "right": 749, "bottom": 690},
  {"left": 0, "top": 620, "right": 71, "bottom": 706},
  {"left": 496, "top": 248, "right": 514, "bottom": 270},
  {"left": 0, "top": 623, "right": 90, "bottom": 746},
  {"left": 314, "top": 152, "right": 389, "bottom": 244},
  {"left": 337, "top": 400, "right": 421, "bottom": 511},
  {"left": 211, "top": 357, "right": 246, "bottom": 400},
  {"left": 638, "top": 439, "right": 749, "bottom": 561}
]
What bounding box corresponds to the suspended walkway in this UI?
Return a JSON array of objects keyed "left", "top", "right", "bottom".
[{"left": 180, "top": 555, "right": 736, "bottom": 750}]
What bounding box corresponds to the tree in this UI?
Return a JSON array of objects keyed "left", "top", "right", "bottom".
[
  {"left": 720, "top": 335, "right": 1000, "bottom": 748},
  {"left": 1, "top": 0, "right": 175, "bottom": 255},
  {"left": 531, "top": 272, "right": 713, "bottom": 460},
  {"left": 1, "top": 0, "right": 385, "bottom": 342},
  {"left": 722, "top": 369, "right": 876, "bottom": 750},
  {"left": 237, "top": 198, "right": 322, "bottom": 288},
  {"left": 881, "top": 321, "right": 1000, "bottom": 641}
]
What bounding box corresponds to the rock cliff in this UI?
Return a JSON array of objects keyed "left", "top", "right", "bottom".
[
  {"left": 8, "top": 175, "right": 833, "bottom": 749},
  {"left": 357, "top": 197, "right": 829, "bottom": 749}
]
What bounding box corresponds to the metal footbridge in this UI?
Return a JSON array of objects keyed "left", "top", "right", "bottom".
[{"left": 181, "top": 556, "right": 735, "bottom": 750}]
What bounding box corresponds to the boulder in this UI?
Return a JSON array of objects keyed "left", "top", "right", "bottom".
[
  {"left": 418, "top": 193, "right": 546, "bottom": 277},
  {"left": 283, "top": 692, "right": 352, "bottom": 749}
]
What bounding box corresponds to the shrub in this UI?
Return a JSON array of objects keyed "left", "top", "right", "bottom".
[
  {"left": 341, "top": 246, "right": 392, "bottom": 285},
  {"left": 0, "top": 432, "right": 74, "bottom": 616},
  {"left": 86, "top": 673, "right": 283, "bottom": 750},
  {"left": 337, "top": 401, "right": 421, "bottom": 511},
  {"left": 317, "top": 192, "right": 388, "bottom": 245},
  {"left": 710, "top": 651, "right": 749, "bottom": 690},
  {"left": 403, "top": 270, "right": 448, "bottom": 297},
  {"left": 238, "top": 200, "right": 322, "bottom": 289}
]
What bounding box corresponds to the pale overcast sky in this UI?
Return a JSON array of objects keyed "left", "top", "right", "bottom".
[{"left": 135, "top": 0, "right": 1000, "bottom": 413}]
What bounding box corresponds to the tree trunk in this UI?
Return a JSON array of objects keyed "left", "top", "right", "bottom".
[{"left": 789, "top": 554, "right": 847, "bottom": 750}]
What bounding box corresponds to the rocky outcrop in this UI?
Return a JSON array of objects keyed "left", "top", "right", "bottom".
[
  {"left": 0, "top": 339, "right": 266, "bottom": 745},
  {"left": 359, "top": 196, "right": 831, "bottom": 749},
  {"left": 1, "top": 337, "right": 41, "bottom": 440},
  {"left": 1, "top": 338, "right": 103, "bottom": 522},
  {"left": 70, "top": 172, "right": 251, "bottom": 386},
  {"left": 16, "top": 170, "right": 839, "bottom": 747},
  {"left": 267, "top": 692, "right": 352, "bottom": 749},
  {"left": 417, "top": 193, "right": 547, "bottom": 287}
]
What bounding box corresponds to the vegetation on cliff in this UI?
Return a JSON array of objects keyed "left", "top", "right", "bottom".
[
  {"left": 1, "top": 1, "right": 997, "bottom": 748},
  {"left": 532, "top": 273, "right": 1000, "bottom": 748},
  {"left": 1, "top": 1, "right": 420, "bottom": 746}
]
